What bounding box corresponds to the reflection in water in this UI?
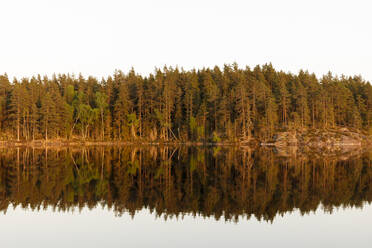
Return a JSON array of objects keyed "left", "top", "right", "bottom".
[{"left": 0, "top": 146, "right": 371, "bottom": 222}]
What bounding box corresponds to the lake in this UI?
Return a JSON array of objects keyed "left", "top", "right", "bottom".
[{"left": 0, "top": 146, "right": 371, "bottom": 247}]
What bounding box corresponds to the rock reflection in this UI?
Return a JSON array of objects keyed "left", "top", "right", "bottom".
[{"left": 0, "top": 146, "right": 371, "bottom": 222}]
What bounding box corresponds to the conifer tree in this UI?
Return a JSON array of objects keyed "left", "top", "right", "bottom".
[
  {"left": 9, "top": 79, "right": 25, "bottom": 141},
  {"left": 40, "top": 92, "right": 57, "bottom": 140}
]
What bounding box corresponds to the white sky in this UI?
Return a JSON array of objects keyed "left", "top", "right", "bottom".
[{"left": 0, "top": 0, "right": 371, "bottom": 81}]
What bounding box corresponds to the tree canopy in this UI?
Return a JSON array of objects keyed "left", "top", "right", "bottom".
[{"left": 1, "top": 64, "right": 371, "bottom": 141}]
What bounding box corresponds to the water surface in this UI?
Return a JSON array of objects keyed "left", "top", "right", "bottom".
[{"left": 0, "top": 146, "right": 371, "bottom": 247}]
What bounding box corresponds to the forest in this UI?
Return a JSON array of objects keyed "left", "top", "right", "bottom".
[
  {"left": 0, "top": 63, "right": 371, "bottom": 142},
  {"left": 1, "top": 146, "right": 371, "bottom": 222}
]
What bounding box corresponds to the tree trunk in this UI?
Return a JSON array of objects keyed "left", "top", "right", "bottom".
[
  {"left": 101, "top": 111, "right": 104, "bottom": 140},
  {"left": 17, "top": 110, "right": 20, "bottom": 141}
]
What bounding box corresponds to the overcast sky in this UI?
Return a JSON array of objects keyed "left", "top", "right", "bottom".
[{"left": 1, "top": 0, "right": 371, "bottom": 81}]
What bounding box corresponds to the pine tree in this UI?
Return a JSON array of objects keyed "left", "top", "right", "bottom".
[
  {"left": 95, "top": 92, "right": 108, "bottom": 140},
  {"left": 0, "top": 74, "right": 10, "bottom": 135},
  {"left": 40, "top": 92, "right": 57, "bottom": 140},
  {"left": 113, "top": 75, "right": 131, "bottom": 139},
  {"left": 9, "top": 80, "right": 26, "bottom": 141}
]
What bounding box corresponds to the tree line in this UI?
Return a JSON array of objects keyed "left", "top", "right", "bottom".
[
  {"left": 1, "top": 146, "right": 371, "bottom": 222},
  {"left": 1, "top": 63, "right": 371, "bottom": 142}
]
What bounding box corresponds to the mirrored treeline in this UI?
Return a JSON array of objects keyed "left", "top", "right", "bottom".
[{"left": 0, "top": 146, "right": 371, "bottom": 222}]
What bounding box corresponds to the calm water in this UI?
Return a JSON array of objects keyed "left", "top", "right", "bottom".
[{"left": 1, "top": 146, "right": 372, "bottom": 247}]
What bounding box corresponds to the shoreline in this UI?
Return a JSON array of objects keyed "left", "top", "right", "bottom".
[
  {"left": 0, "top": 140, "right": 251, "bottom": 148},
  {"left": 0, "top": 139, "right": 369, "bottom": 148},
  {"left": 1, "top": 128, "right": 371, "bottom": 148}
]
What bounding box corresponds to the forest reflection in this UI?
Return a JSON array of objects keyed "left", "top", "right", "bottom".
[{"left": 0, "top": 146, "right": 372, "bottom": 222}]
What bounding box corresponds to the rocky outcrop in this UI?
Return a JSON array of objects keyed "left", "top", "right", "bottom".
[
  {"left": 272, "top": 132, "right": 298, "bottom": 146},
  {"left": 268, "top": 128, "right": 371, "bottom": 149},
  {"left": 273, "top": 144, "right": 365, "bottom": 161}
]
